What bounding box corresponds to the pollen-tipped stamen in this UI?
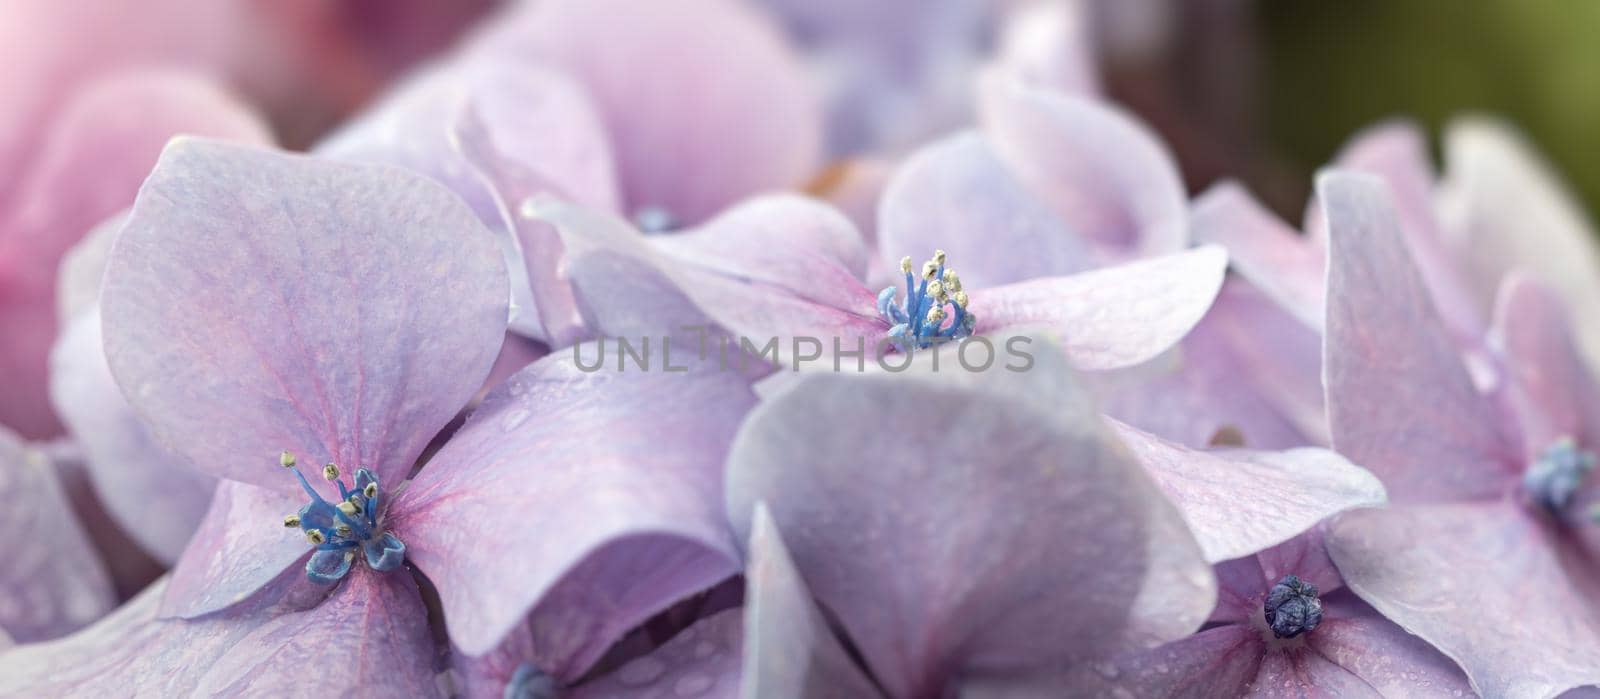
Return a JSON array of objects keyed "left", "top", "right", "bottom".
[{"left": 877, "top": 250, "right": 978, "bottom": 351}]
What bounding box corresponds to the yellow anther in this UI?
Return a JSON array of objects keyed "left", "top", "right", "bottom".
[
  {"left": 921, "top": 260, "right": 938, "bottom": 280},
  {"left": 933, "top": 249, "right": 947, "bottom": 266},
  {"left": 306, "top": 530, "right": 326, "bottom": 545},
  {"left": 927, "top": 280, "right": 944, "bottom": 300},
  {"left": 337, "top": 500, "right": 360, "bottom": 517},
  {"left": 900, "top": 256, "right": 913, "bottom": 274},
  {"left": 323, "top": 463, "right": 341, "bottom": 481},
  {"left": 283, "top": 515, "right": 301, "bottom": 528},
  {"left": 335, "top": 524, "right": 352, "bottom": 538},
  {"left": 944, "top": 271, "right": 961, "bottom": 292},
  {"left": 953, "top": 291, "right": 969, "bottom": 308},
  {"left": 279, "top": 451, "right": 296, "bottom": 468},
  {"left": 363, "top": 483, "right": 378, "bottom": 499},
  {"left": 926, "top": 306, "right": 946, "bottom": 323}
]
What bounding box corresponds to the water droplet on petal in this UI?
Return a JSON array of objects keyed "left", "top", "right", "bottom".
[
  {"left": 500, "top": 408, "right": 531, "bottom": 432},
  {"left": 615, "top": 656, "right": 666, "bottom": 686},
  {"left": 673, "top": 673, "right": 713, "bottom": 696}
]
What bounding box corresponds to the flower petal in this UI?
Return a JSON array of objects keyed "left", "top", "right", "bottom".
[
  {"left": 877, "top": 131, "right": 1095, "bottom": 288},
  {"left": 1321, "top": 172, "right": 1515, "bottom": 502},
  {"left": 971, "top": 245, "right": 1227, "bottom": 371},
  {"left": 1327, "top": 501, "right": 1600, "bottom": 697},
  {"left": 738, "top": 503, "right": 883, "bottom": 698},
  {"left": 1099, "top": 280, "right": 1328, "bottom": 450},
  {"left": 1308, "top": 594, "right": 1475, "bottom": 697},
  {"left": 568, "top": 610, "right": 744, "bottom": 699},
  {"left": 978, "top": 75, "right": 1186, "bottom": 257},
  {"left": 1330, "top": 121, "right": 1486, "bottom": 339},
  {"left": 725, "top": 342, "right": 1213, "bottom": 697},
  {"left": 0, "top": 570, "right": 441, "bottom": 697},
  {"left": 1441, "top": 117, "right": 1600, "bottom": 362},
  {"left": 0, "top": 427, "right": 113, "bottom": 641},
  {"left": 988, "top": 0, "right": 1098, "bottom": 95},
  {"left": 481, "top": 0, "right": 823, "bottom": 226},
  {"left": 101, "top": 139, "right": 508, "bottom": 490},
  {"left": 49, "top": 310, "right": 215, "bottom": 564},
  {"left": 159, "top": 480, "right": 310, "bottom": 619},
  {"left": 0, "top": 71, "right": 269, "bottom": 439},
  {"left": 388, "top": 354, "right": 756, "bottom": 670},
  {"left": 1490, "top": 274, "right": 1600, "bottom": 456},
  {"left": 1056, "top": 625, "right": 1264, "bottom": 697},
  {"left": 1190, "top": 182, "right": 1325, "bottom": 330},
  {"left": 1110, "top": 420, "right": 1386, "bottom": 563}
]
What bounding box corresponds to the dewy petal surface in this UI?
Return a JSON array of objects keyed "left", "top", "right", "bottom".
[
  {"left": 0, "top": 570, "right": 441, "bottom": 697},
  {"left": 101, "top": 139, "right": 508, "bottom": 491},
  {"left": 0, "top": 71, "right": 269, "bottom": 439},
  {"left": 978, "top": 74, "right": 1187, "bottom": 257},
  {"left": 390, "top": 353, "right": 756, "bottom": 669},
  {"left": 1321, "top": 172, "right": 1515, "bottom": 502},
  {"left": 160, "top": 480, "right": 311, "bottom": 619},
  {"left": 877, "top": 131, "right": 1094, "bottom": 288},
  {"left": 1110, "top": 420, "right": 1386, "bottom": 563},
  {"left": 50, "top": 310, "right": 215, "bottom": 564},
  {"left": 971, "top": 245, "right": 1227, "bottom": 371},
  {"left": 568, "top": 610, "right": 745, "bottom": 699},
  {"left": 725, "top": 342, "right": 1213, "bottom": 697},
  {"left": 0, "top": 427, "right": 114, "bottom": 642},
  {"left": 482, "top": 0, "right": 823, "bottom": 226},
  {"left": 739, "top": 504, "right": 883, "bottom": 699},
  {"left": 1328, "top": 501, "right": 1600, "bottom": 698}
]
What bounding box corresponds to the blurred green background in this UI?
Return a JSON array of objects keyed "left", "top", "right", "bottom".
[{"left": 1108, "top": 0, "right": 1600, "bottom": 224}]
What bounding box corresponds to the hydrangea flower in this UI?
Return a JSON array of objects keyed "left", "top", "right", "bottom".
[
  {"left": 1064, "top": 531, "right": 1473, "bottom": 695},
  {"left": 1317, "top": 171, "right": 1600, "bottom": 696}
]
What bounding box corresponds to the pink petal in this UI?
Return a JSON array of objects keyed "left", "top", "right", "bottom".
[
  {"left": 101, "top": 139, "right": 508, "bottom": 490},
  {"left": 1190, "top": 182, "right": 1325, "bottom": 330},
  {"left": 1490, "top": 275, "right": 1600, "bottom": 456},
  {"left": 1321, "top": 172, "right": 1516, "bottom": 502},
  {"left": 1100, "top": 280, "right": 1328, "bottom": 450},
  {"left": 1327, "top": 501, "right": 1600, "bottom": 697},
  {"left": 447, "top": 60, "right": 619, "bottom": 345},
  {"left": 724, "top": 345, "right": 1213, "bottom": 697},
  {"left": 1058, "top": 625, "right": 1264, "bottom": 696},
  {"left": 1111, "top": 420, "right": 1386, "bottom": 563},
  {"left": 739, "top": 504, "right": 883, "bottom": 698},
  {"left": 389, "top": 354, "right": 756, "bottom": 669},
  {"left": 0, "top": 427, "right": 114, "bottom": 641},
  {"left": 0, "top": 71, "right": 269, "bottom": 439},
  {"left": 1307, "top": 595, "right": 1475, "bottom": 697},
  {"left": 972, "top": 245, "right": 1227, "bottom": 371},
  {"left": 159, "top": 480, "right": 310, "bottom": 619},
  {"left": 1329, "top": 121, "right": 1486, "bottom": 339},
  {"left": 877, "top": 131, "right": 1095, "bottom": 288},
  {"left": 568, "top": 610, "right": 744, "bottom": 699},
  {"left": 481, "top": 0, "right": 823, "bottom": 226},
  {"left": 49, "top": 310, "right": 215, "bottom": 564},
  {"left": 988, "top": 0, "right": 1098, "bottom": 96},
  {"left": 1442, "top": 118, "right": 1600, "bottom": 362},
  {"left": 978, "top": 75, "right": 1187, "bottom": 257},
  {"left": 0, "top": 570, "right": 441, "bottom": 696}
]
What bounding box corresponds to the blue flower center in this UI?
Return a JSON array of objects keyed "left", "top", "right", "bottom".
[
  {"left": 1263, "top": 574, "right": 1323, "bottom": 639},
  {"left": 1524, "top": 437, "right": 1596, "bottom": 514},
  {"left": 877, "top": 250, "right": 976, "bottom": 351},
  {"left": 278, "top": 450, "right": 405, "bottom": 584},
  {"left": 504, "top": 664, "right": 559, "bottom": 699}
]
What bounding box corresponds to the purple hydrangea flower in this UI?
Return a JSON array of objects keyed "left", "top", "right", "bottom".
[{"left": 1318, "top": 171, "right": 1600, "bottom": 696}]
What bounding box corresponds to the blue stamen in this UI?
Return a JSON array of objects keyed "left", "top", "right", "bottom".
[
  {"left": 278, "top": 451, "right": 405, "bottom": 584},
  {"left": 1525, "top": 437, "right": 1596, "bottom": 513},
  {"left": 877, "top": 251, "right": 976, "bottom": 351}
]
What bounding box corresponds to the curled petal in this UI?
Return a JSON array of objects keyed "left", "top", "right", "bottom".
[
  {"left": 390, "top": 354, "right": 756, "bottom": 671},
  {"left": 159, "top": 480, "right": 310, "bottom": 619}
]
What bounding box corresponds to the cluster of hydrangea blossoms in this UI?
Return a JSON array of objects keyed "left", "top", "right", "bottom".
[{"left": 0, "top": 138, "right": 767, "bottom": 696}]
